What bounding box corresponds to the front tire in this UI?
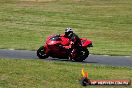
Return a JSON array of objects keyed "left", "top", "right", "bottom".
[{"left": 37, "top": 46, "right": 49, "bottom": 59}]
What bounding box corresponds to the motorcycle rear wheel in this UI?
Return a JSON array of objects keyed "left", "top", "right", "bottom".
[
  {"left": 37, "top": 46, "right": 49, "bottom": 59},
  {"left": 74, "top": 48, "right": 89, "bottom": 62}
]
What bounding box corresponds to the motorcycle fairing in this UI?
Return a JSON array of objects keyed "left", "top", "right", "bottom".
[{"left": 81, "top": 38, "right": 93, "bottom": 48}]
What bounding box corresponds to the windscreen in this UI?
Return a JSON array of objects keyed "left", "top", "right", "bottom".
[{"left": 50, "top": 35, "right": 61, "bottom": 41}]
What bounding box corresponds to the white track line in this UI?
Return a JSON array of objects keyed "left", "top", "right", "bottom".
[{"left": 9, "top": 49, "right": 15, "bottom": 50}]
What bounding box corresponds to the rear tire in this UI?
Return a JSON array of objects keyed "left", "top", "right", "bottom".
[
  {"left": 74, "top": 48, "right": 89, "bottom": 62},
  {"left": 37, "top": 46, "right": 49, "bottom": 59}
]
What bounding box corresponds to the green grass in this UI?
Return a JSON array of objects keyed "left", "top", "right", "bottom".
[
  {"left": 0, "top": 1, "right": 132, "bottom": 87},
  {"left": 0, "top": 0, "right": 132, "bottom": 56},
  {"left": 0, "top": 58, "right": 132, "bottom": 88}
]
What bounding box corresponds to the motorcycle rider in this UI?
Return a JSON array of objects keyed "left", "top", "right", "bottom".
[
  {"left": 60, "top": 27, "right": 82, "bottom": 59},
  {"left": 63, "top": 27, "right": 82, "bottom": 60}
]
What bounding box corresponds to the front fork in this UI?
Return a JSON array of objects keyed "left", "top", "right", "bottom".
[{"left": 43, "top": 45, "right": 50, "bottom": 55}]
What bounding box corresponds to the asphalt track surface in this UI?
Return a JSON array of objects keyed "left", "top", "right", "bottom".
[{"left": 0, "top": 49, "right": 132, "bottom": 67}]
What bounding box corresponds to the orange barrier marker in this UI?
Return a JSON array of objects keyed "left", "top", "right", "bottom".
[{"left": 80, "top": 68, "right": 131, "bottom": 86}]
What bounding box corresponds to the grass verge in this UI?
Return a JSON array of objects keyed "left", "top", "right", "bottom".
[
  {"left": 0, "top": 58, "right": 132, "bottom": 88},
  {"left": 0, "top": 0, "right": 132, "bottom": 56}
]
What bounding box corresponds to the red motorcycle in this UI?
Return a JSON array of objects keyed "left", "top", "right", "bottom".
[{"left": 37, "top": 34, "right": 93, "bottom": 62}]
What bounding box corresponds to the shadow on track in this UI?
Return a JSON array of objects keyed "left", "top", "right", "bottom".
[{"left": 41, "top": 57, "right": 98, "bottom": 64}]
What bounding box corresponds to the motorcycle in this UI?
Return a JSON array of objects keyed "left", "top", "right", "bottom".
[{"left": 37, "top": 34, "right": 93, "bottom": 62}]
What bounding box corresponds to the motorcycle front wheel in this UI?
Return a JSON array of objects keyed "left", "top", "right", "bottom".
[{"left": 37, "top": 46, "right": 49, "bottom": 59}]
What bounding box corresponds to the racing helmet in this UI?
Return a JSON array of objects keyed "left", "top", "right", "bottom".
[{"left": 65, "top": 27, "right": 74, "bottom": 36}]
